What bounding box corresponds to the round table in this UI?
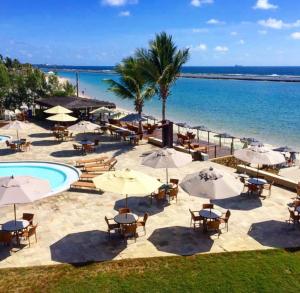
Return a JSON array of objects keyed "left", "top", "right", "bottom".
[
  {"left": 77, "top": 140, "right": 93, "bottom": 145},
  {"left": 2, "top": 220, "right": 29, "bottom": 232},
  {"left": 114, "top": 213, "right": 138, "bottom": 225},
  {"left": 247, "top": 178, "right": 267, "bottom": 185},
  {"left": 199, "top": 209, "right": 222, "bottom": 220}
]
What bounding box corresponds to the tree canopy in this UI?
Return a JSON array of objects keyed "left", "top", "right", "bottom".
[{"left": 0, "top": 55, "right": 75, "bottom": 112}]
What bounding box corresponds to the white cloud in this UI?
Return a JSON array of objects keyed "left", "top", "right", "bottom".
[
  {"left": 291, "top": 32, "right": 300, "bottom": 40},
  {"left": 253, "top": 0, "right": 278, "bottom": 10},
  {"left": 102, "top": 0, "right": 138, "bottom": 6},
  {"left": 190, "top": 44, "right": 208, "bottom": 51},
  {"left": 190, "top": 0, "right": 213, "bottom": 7},
  {"left": 239, "top": 39, "right": 245, "bottom": 45},
  {"left": 258, "top": 30, "right": 268, "bottom": 35},
  {"left": 258, "top": 18, "right": 300, "bottom": 29},
  {"left": 230, "top": 31, "right": 238, "bottom": 36},
  {"left": 214, "top": 46, "right": 229, "bottom": 52},
  {"left": 119, "top": 10, "right": 130, "bottom": 16},
  {"left": 207, "top": 18, "right": 225, "bottom": 25},
  {"left": 192, "top": 28, "right": 208, "bottom": 33}
]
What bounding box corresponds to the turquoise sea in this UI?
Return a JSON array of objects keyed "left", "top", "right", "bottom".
[{"left": 56, "top": 70, "right": 300, "bottom": 149}]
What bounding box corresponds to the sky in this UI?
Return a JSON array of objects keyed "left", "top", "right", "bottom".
[{"left": 1, "top": 0, "right": 300, "bottom": 66}]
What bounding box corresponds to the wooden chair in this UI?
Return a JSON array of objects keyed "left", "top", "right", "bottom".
[
  {"left": 170, "top": 178, "right": 179, "bottom": 188},
  {"left": 150, "top": 189, "right": 167, "bottom": 205},
  {"left": 293, "top": 200, "right": 300, "bottom": 209},
  {"left": 105, "top": 216, "right": 120, "bottom": 238},
  {"left": 0, "top": 230, "right": 14, "bottom": 246},
  {"left": 262, "top": 181, "right": 274, "bottom": 197},
  {"left": 83, "top": 144, "right": 95, "bottom": 153},
  {"left": 189, "top": 209, "right": 203, "bottom": 230},
  {"left": 73, "top": 144, "right": 82, "bottom": 151},
  {"left": 5, "top": 140, "right": 10, "bottom": 147},
  {"left": 202, "top": 203, "right": 214, "bottom": 209},
  {"left": 122, "top": 223, "right": 137, "bottom": 243},
  {"left": 288, "top": 208, "right": 300, "bottom": 225},
  {"left": 206, "top": 220, "right": 221, "bottom": 237},
  {"left": 168, "top": 187, "right": 178, "bottom": 203},
  {"left": 10, "top": 143, "right": 18, "bottom": 151},
  {"left": 94, "top": 139, "right": 100, "bottom": 146},
  {"left": 21, "top": 142, "right": 31, "bottom": 152},
  {"left": 136, "top": 213, "right": 149, "bottom": 235},
  {"left": 22, "top": 213, "right": 34, "bottom": 226},
  {"left": 219, "top": 210, "right": 231, "bottom": 232},
  {"left": 118, "top": 208, "right": 130, "bottom": 214},
  {"left": 20, "top": 225, "right": 38, "bottom": 247}
]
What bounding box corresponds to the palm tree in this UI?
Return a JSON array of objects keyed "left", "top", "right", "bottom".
[
  {"left": 136, "top": 32, "right": 190, "bottom": 121},
  {"left": 105, "top": 57, "right": 155, "bottom": 134}
]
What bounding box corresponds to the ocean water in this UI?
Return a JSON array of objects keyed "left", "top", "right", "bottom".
[{"left": 56, "top": 69, "right": 300, "bottom": 149}]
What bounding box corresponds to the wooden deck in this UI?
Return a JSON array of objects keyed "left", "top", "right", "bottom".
[{"left": 145, "top": 128, "right": 232, "bottom": 159}]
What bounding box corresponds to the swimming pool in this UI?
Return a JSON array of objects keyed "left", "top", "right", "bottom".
[
  {"left": 0, "top": 161, "right": 80, "bottom": 195},
  {"left": 0, "top": 135, "right": 12, "bottom": 142}
]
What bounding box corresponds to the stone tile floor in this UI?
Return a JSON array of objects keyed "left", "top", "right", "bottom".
[{"left": 0, "top": 123, "right": 299, "bottom": 268}]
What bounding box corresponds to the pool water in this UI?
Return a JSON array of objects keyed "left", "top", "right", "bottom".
[
  {"left": 0, "top": 162, "right": 80, "bottom": 193},
  {"left": 0, "top": 135, "right": 11, "bottom": 142}
]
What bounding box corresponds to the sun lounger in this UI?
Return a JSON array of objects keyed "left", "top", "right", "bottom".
[
  {"left": 84, "top": 158, "right": 117, "bottom": 172},
  {"left": 70, "top": 180, "right": 100, "bottom": 191},
  {"left": 79, "top": 173, "right": 102, "bottom": 180},
  {"left": 81, "top": 157, "right": 117, "bottom": 169},
  {"left": 75, "top": 156, "right": 108, "bottom": 167}
]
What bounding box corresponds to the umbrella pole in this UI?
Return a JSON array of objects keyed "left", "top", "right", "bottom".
[
  {"left": 14, "top": 204, "right": 17, "bottom": 225},
  {"left": 166, "top": 168, "right": 169, "bottom": 184}
]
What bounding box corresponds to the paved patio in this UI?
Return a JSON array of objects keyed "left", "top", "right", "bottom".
[{"left": 0, "top": 122, "right": 299, "bottom": 268}]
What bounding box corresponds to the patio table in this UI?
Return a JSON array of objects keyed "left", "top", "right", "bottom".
[
  {"left": 247, "top": 178, "right": 267, "bottom": 185},
  {"left": 2, "top": 220, "right": 29, "bottom": 245},
  {"left": 199, "top": 209, "right": 222, "bottom": 220},
  {"left": 114, "top": 213, "right": 138, "bottom": 225}
]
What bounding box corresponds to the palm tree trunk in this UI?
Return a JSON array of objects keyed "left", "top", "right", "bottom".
[
  {"left": 138, "top": 109, "right": 143, "bottom": 134},
  {"left": 162, "top": 98, "right": 166, "bottom": 121}
]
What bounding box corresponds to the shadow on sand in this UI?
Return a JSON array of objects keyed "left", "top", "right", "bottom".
[
  {"left": 148, "top": 226, "right": 214, "bottom": 255},
  {"left": 248, "top": 220, "right": 300, "bottom": 248},
  {"left": 211, "top": 193, "right": 262, "bottom": 211},
  {"left": 29, "top": 132, "right": 53, "bottom": 138},
  {"left": 50, "top": 230, "right": 126, "bottom": 264},
  {"left": 31, "top": 140, "right": 61, "bottom": 147},
  {"left": 114, "top": 196, "right": 167, "bottom": 216}
]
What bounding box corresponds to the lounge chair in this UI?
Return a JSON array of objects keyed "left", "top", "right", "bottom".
[
  {"left": 75, "top": 156, "right": 108, "bottom": 167},
  {"left": 70, "top": 180, "right": 100, "bottom": 191},
  {"left": 84, "top": 159, "right": 117, "bottom": 173},
  {"left": 79, "top": 173, "right": 102, "bottom": 180},
  {"left": 81, "top": 157, "right": 117, "bottom": 169}
]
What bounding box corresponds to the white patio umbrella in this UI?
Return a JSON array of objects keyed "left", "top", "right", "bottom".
[
  {"left": 0, "top": 176, "right": 51, "bottom": 224},
  {"left": 44, "top": 105, "right": 72, "bottom": 114},
  {"left": 68, "top": 121, "right": 100, "bottom": 132},
  {"left": 180, "top": 167, "right": 243, "bottom": 199},
  {"left": 46, "top": 113, "right": 77, "bottom": 122},
  {"left": 2, "top": 120, "right": 31, "bottom": 139},
  {"left": 234, "top": 145, "right": 285, "bottom": 166},
  {"left": 90, "top": 107, "right": 115, "bottom": 114},
  {"left": 93, "top": 169, "right": 161, "bottom": 207},
  {"left": 142, "top": 148, "right": 192, "bottom": 183}
]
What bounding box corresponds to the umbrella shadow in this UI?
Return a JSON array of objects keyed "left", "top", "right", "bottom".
[
  {"left": 248, "top": 220, "right": 300, "bottom": 248},
  {"left": 0, "top": 246, "right": 11, "bottom": 261},
  {"left": 148, "top": 226, "right": 214, "bottom": 255},
  {"left": 31, "top": 140, "right": 60, "bottom": 147},
  {"left": 211, "top": 193, "right": 262, "bottom": 211},
  {"left": 50, "top": 230, "right": 126, "bottom": 264},
  {"left": 114, "top": 196, "right": 167, "bottom": 216},
  {"left": 0, "top": 149, "right": 17, "bottom": 156},
  {"left": 29, "top": 133, "right": 53, "bottom": 138},
  {"left": 50, "top": 150, "right": 81, "bottom": 158}
]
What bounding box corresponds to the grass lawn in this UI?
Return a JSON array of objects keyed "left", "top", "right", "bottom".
[{"left": 1, "top": 249, "right": 300, "bottom": 292}]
